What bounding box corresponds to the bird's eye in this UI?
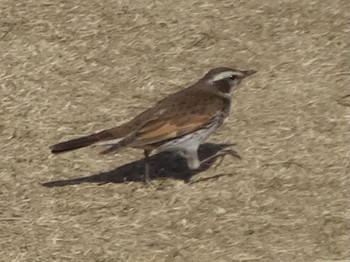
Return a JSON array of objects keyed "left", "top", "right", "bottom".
[{"left": 229, "top": 75, "right": 236, "bottom": 80}]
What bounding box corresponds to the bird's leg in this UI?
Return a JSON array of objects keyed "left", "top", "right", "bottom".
[
  {"left": 143, "top": 149, "right": 151, "bottom": 185},
  {"left": 143, "top": 150, "right": 166, "bottom": 189},
  {"left": 200, "top": 148, "right": 241, "bottom": 169}
]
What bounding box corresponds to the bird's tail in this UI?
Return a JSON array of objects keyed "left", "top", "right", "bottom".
[{"left": 50, "top": 130, "right": 114, "bottom": 153}]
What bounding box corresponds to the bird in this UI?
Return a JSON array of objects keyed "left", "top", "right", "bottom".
[{"left": 50, "top": 67, "right": 256, "bottom": 184}]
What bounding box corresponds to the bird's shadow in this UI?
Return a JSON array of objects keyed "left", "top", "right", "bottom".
[{"left": 42, "top": 143, "right": 239, "bottom": 188}]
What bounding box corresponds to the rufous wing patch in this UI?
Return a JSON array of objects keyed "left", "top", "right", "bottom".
[{"left": 132, "top": 114, "right": 212, "bottom": 146}]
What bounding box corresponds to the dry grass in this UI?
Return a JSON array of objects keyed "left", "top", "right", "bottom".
[{"left": 0, "top": 0, "right": 349, "bottom": 261}]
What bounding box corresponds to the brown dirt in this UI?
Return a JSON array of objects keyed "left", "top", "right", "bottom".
[{"left": 0, "top": 0, "right": 349, "bottom": 261}]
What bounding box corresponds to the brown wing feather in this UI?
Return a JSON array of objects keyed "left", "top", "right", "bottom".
[
  {"left": 132, "top": 114, "right": 212, "bottom": 147},
  {"left": 130, "top": 88, "right": 227, "bottom": 148},
  {"left": 100, "top": 90, "right": 227, "bottom": 154}
]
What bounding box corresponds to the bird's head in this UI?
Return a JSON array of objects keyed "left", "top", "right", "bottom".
[{"left": 202, "top": 67, "right": 257, "bottom": 95}]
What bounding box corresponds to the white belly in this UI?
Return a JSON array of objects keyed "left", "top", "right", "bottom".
[{"left": 157, "top": 122, "right": 220, "bottom": 153}]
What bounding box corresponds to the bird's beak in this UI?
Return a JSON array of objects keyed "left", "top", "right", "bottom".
[{"left": 242, "top": 70, "right": 257, "bottom": 78}]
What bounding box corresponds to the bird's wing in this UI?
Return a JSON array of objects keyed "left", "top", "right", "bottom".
[
  {"left": 132, "top": 89, "right": 228, "bottom": 147},
  {"left": 100, "top": 112, "right": 215, "bottom": 154},
  {"left": 100, "top": 95, "right": 224, "bottom": 155},
  {"left": 131, "top": 112, "right": 213, "bottom": 147},
  {"left": 96, "top": 85, "right": 229, "bottom": 154}
]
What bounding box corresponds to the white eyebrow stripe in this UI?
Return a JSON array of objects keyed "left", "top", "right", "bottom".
[
  {"left": 210, "top": 71, "right": 245, "bottom": 82},
  {"left": 211, "top": 71, "right": 234, "bottom": 82}
]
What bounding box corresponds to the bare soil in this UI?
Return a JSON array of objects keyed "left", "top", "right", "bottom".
[{"left": 0, "top": 0, "right": 349, "bottom": 261}]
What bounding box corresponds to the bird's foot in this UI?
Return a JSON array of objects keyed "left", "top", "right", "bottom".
[
  {"left": 201, "top": 148, "right": 241, "bottom": 169},
  {"left": 143, "top": 175, "right": 166, "bottom": 190}
]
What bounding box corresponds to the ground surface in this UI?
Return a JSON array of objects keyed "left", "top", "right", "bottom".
[{"left": 0, "top": 0, "right": 349, "bottom": 261}]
